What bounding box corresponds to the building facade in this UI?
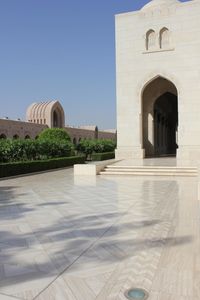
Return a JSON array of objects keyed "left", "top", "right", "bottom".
[
  {"left": 0, "top": 101, "right": 116, "bottom": 143},
  {"left": 115, "top": 0, "right": 200, "bottom": 160}
]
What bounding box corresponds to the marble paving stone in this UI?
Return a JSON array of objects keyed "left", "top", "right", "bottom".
[
  {"left": 0, "top": 294, "right": 22, "bottom": 300},
  {"left": 0, "top": 164, "right": 199, "bottom": 299}
]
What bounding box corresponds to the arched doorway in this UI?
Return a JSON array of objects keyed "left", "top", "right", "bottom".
[
  {"left": 53, "top": 108, "right": 63, "bottom": 128},
  {"left": 142, "top": 76, "right": 178, "bottom": 157},
  {"left": 53, "top": 110, "right": 59, "bottom": 127},
  {"left": 73, "top": 137, "right": 77, "bottom": 145}
]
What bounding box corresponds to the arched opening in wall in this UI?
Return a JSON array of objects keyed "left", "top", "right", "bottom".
[
  {"left": 0, "top": 134, "right": 6, "bottom": 139},
  {"left": 154, "top": 93, "right": 178, "bottom": 156},
  {"left": 53, "top": 108, "right": 63, "bottom": 128},
  {"left": 25, "top": 135, "right": 30, "bottom": 139},
  {"left": 142, "top": 77, "right": 178, "bottom": 158},
  {"left": 53, "top": 110, "right": 59, "bottom": 128},
  {"left": 159, "top": 27, "right": 170, "bottom": 49},
  {"left": 95, "top": 126, "right": 98, "bottom": 139},
  {"left": 13, "top": 134, "right": 19, "bottom": 139},
  {"left": 146, "top": 29, "right": 156, "bottom": 50}
]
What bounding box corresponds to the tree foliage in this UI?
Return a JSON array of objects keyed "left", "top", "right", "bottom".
[
  {"left": 76, "top": 139, "right": 116, "bottom": 159},
  {"left": 38, "top": 128, "right": 71, "bottom": 142}
]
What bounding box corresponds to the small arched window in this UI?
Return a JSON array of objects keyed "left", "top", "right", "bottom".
[
  {"left": 25, "top": 135, "right": 30, "bottom": 139},
  {"left": 13, "top": 134, "right": 19, "bottom": 139},
  {"left": 0, "top": 134, "right": 6, "bottom": 139},
  {"left": 146, "top": 29, "right": 156, "bottom": 50},
  {"left": 160, "top": 27, "right": 170, "bottom": 49}
]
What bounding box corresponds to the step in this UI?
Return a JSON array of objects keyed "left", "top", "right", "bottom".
[
  {"left": 104, "top": 167, "right": 196, "bottom": 172},
  {"left": 106, "top": 165, "right": 197, "bottom": 170},
  {"left": 100, "top": 171, "right": 197, "bottom": 177},
  {"left": 100, "top": 164, "right": 198, "bottom": 176},
  {"left": 104, "top": 168, "right": 198, "bottom": 174}
]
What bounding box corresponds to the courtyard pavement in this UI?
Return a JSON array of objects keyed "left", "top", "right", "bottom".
[{"left": 0, "top": 167, "right": 199, "bottom": 299}]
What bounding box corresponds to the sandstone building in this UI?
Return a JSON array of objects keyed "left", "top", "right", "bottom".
[
  {"left": 115, "top": 0, "right": 200, "bottom": 160},
  {"left": 0, "top": 101, "right": 116, "bottom": 143}
]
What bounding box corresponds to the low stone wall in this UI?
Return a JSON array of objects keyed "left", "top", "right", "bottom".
[
  {"left": 0, "top": 119, "right": 47, "bottom": 139},
  {"left": 0, "top": 119, "right": 116, "bottom": 142},
  {"left": 65, "top": 127, "right": 97, "bottom": 143}
]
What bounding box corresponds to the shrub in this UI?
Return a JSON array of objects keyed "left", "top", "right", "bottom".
[
  {"left": 91, "top": 152, "right": 115, "bottom": 161},
  {"left": 76, "top": 139, "right": 116, "bottom": 159},
  {"left": 38, "top": 128, "right": 71, "bottom": 142},
  {"left": 0, "top": 138, "right": 74, "bottom": 163},
  {"left": 76, "top": 139, "right": 96, "bottom": 159},
  {"left": 0, "top": 139, "right": 32, "bottom": 163},
  {"left": 93, "top": 140, "right": 116, "bottom": 153},
  {"left": 0, "top": 156, "right": 85, "bottom": 178},
  {"left": 37, "top": 139, "right": 73, "bottom": 159}
]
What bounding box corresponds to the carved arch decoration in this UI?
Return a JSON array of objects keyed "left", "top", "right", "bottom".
[
  {"left": 146, "top": 29, "right": 156, "bottom": 50},
  {"left": 159, "top": 27, "right": 170, "bottom": 49}
]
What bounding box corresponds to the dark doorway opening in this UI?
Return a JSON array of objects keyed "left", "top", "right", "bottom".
[
  {"left": 153, "top": 92, "right": 178, "bottom": 157},
  {"left": 142, "top": 76, "right": 178, "bottom": 158}
]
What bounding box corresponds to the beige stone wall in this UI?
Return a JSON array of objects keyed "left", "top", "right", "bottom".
[
  {"left": 65, "top": 127, "right": 97, "bottom": 143},
  {"left": 115, "top": 0, "right": 200, "bottom": 160},
  {"left": 65, "top": 127, "right": 116, "bottom": 144},
  {"left": 98, "top": 130, "right": 117, "bottom": 141},
  {"left": 0, "top": 119, "right": 47, "bottom": 139},
  {"left": 0, "top": 119, "right": 116, "bottom": 142}
]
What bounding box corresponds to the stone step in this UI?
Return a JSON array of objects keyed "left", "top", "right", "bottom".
[
  {"left": 100, "top": 171, "right": 197, "bottom": 177},
  {"left": 104, "top": 168, "right": 197, "bottom": 173},
  {"left": 100, "top": 165, "right": 198, "bottom": 177},
  {"left": 106, "top": 165, "right": 197, "bottom": 170}
]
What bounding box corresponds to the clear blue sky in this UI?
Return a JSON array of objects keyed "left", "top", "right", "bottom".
[{"left": 0, "top": 0, "right": 187, "bottom": 129}]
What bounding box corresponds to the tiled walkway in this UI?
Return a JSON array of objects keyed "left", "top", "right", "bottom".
[{"left": 0, "top": 167, "right": 199, "bottom": 299}]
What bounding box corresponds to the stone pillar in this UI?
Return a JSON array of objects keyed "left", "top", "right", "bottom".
[{"left": 154, "top": 112, "right": 158, "bottom": 156}]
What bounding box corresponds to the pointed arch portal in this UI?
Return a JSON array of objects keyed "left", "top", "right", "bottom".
[
  {"left": 53, "top": 108, "right": 63, "bottom": 128},
  {"left": 142, "top": 76, "right": 178, "bottom": 157}
]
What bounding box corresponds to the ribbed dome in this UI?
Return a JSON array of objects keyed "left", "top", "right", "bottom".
[
  {"left": 26, "top": 100, "right": 65, "bottom": 128},
  {"left": 26, "top": 101, "right": 58, "bottom": 120},
  {"left": 142, "top": 0, "right": 180, "bottom": 10}
]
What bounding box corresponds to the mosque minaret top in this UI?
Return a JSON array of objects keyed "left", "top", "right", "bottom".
[{"left": 141, "top": 0, "right": 180, "bottom": 10}]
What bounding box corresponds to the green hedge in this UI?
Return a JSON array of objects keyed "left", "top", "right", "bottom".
[
  {"left": 91, "top": 152, "right": 115, "bottom": 161},
  {"left": 0, "top": 139, "right": 74, "bottom": 163},
  {"left": 0, "top": 156, "right": 85, "bottom": 178}
]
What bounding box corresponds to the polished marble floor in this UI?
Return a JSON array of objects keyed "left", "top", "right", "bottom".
[{"left": 0, "top": 167, "right": 199, "bottom": 299}]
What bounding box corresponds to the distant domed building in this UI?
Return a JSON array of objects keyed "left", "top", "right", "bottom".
[
  {"left": 26, "top": 101, "right": 65, "bottom": 128},
  {"left": 0, "top": 101, "right": 116, "bottom": 142}
]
